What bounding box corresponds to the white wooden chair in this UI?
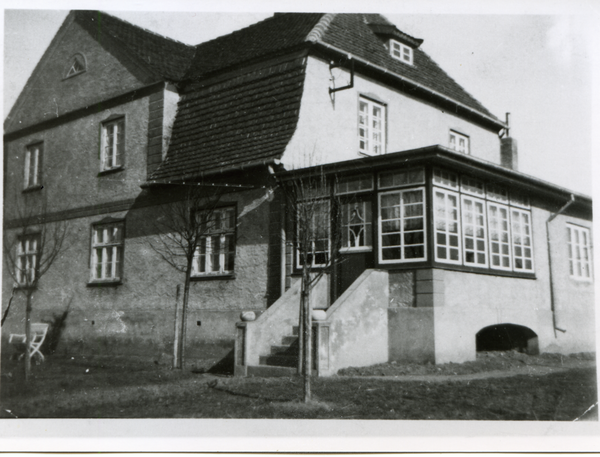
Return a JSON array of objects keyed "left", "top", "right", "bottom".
[{"left": 9, "top": 323, "right": 49, "bottom": 362}]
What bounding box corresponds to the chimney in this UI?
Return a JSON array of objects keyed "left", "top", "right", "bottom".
[{"left": 500, "top": 112, "right": 518, "bottom": 170}]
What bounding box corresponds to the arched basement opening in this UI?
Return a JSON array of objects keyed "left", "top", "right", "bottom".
[{"left": 476, "top": 323, "right": 539, "bottom": 355}]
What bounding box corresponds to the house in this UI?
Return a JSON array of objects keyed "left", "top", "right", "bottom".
[{"left": 3, "top": 12, "right": 594, "bottom": 374}]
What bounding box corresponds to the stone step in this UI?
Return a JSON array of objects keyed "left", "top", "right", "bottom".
[
  {"left": 282, "top": 335, "right": 299, "bottom": 346},
  {"left": 259, "top": 354, "right": 298, "bottom": 368},
  {"left": 270, "top": 344, "right": 299, "bottom": 355},
  {"left": 246, "top": 365, "right": 297, "bottom": 378}
]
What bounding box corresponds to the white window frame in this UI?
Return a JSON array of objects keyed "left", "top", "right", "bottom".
[
  {"left": 449, "top": 130, "right": 470, "bottom": 154},
  {"left": 432, "top": 168, "right": 459, "bottom": 191},
  {"left": 340, "top": 199, "right": 373, "bottom": 253},
  {"left": 390, "top": 39, "right": 413, "bottom": 65},
  {"left": 358, "top": 97, "right": 386, "bottom": 156},
  {"left": 510, "top": 208, "right": 534, "bottom": 272},
  {"left": 192, "top": 207, "right": 236, "bottom": 276},
  {"left": 90, "top": 223, "right": 124, "bottom": 282},
  {"left": 433, "top": 188, "right": 462, "bottom": 265},
  {"left": 16, "top": 235, "right": 39, "bottom": 286},
  {"left": 101, "top": 118, "right": 125, "bottom": 171},
  {"left": 296, "top": 199, "right": 331, "bottom": 269},
  {"left": 378, "top": 187, "right": 427, "bottom": 264},
  {"left": 24, "top": 143, "right": 42, "bottom": 189},
  {"left": 461, "top": 195, "right": 488, "bottom": 267},
  {"left": 567, "top": 223, "right": 592, "bottom": 281},
  {"left": 487, "top": 202, "right": 512, "bottom": 271},
  {"left": 378, "top": 168, "right": 425, "bottom": 190}
]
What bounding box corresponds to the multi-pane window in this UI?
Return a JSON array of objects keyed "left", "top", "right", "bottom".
[
  {"left": 91, "top": 223, "right": 124, "bottom": 282},
  {"left": 487, "top": 203, "right": 512, "bottom": 270},
  {"left": 358, "top": 97, "right": 386, "bottom": 156},
  {"left": 24, "top": 143, "right": 42, "bottom": 189},
  {"left": 433, "top": 168, "right": 459, "bottom": 190},
  {"left": 336, "top": 175, "right": 373, "bottom": 195},
  {"left": 461, "top": 196, "right": 488, "bottom": 266},
  {"left": 101, "top": 118, "right": 124, "bottom": 171},
  {"left": 567, "top": 224, "right": 592, "bottom": 280},
  {"left": 341, "top": 200, "right": 372, "bottom": 251},
  {"left": 510, "top": 209, "right": 534, "bottom": 272},
  {"left": 379, "top": 168, "right": 425, "bottom": 189},
  {"left": 433, "top": 189, "right": 461, "bottom": 264},
  {"left": 449, "top": 131, "right": 470, "bottom": 154},
  {"left": 193, "top": 207, "right": 236, "bottom": 276},
  {"left": 16, "top": 235, "right": 39, "bottom": 286},
  {"left": 379, "top": 188, "right": 426, "bottom": 263},
  {"left": 390, "top": 39, "right": 413, "bottom": 65}
]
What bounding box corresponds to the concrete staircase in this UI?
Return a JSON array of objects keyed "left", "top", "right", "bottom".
[{"left": 247, "top": 327, "right": 299, "bottom": 377}]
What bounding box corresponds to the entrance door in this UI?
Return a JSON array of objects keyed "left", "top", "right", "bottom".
[{"left": 333, "top": 196, "right": 374, "bottom": 301}]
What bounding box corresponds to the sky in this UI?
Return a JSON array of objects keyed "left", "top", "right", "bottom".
[{"left": 3, "top": 1, "right": 598, "bottom": 195}]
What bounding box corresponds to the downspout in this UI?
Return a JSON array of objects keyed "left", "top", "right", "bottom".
[{"left": 546, "top": 194, "right": 576, "bottom": 337}]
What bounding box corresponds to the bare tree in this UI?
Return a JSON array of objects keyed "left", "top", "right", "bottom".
[
  {"left": 148, "top": 182, "right": 225, "bottom": 369},
  {"left": 3, "top": 201, "right": 68, "bottom": 382},
  {"left": 279, "top": 170, "right": 340, "bottom": 402}
]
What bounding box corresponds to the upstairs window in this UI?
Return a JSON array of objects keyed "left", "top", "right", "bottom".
[
  {"left": 16, "top": 235, "right": 39, "bottom": 286},
  {"left": 101, "top": 118, "right": 125, "bottom": 171},
  {"left": 65, "top": 53, "right": 86, "bottom": 78},
  {"left": 449, "top": 131, "right": 470, "bottom": 154},
  {"left": 193, "top": 207, "right": 236, "bottom": 276},
  {"left": 567, "top": 224, "right": 592, "bottom": 280},
  {"left": 390, "top": 39, "right": 413, "bottom": 65},
  {"left": 24, "top": 142, "right": 43, "bottom": 190},
  {"left": 90, "top": 222, "right": 124, "bottom": 283},
  {"left": 358, "top": 97, "right": 386, "bottom": 156}
]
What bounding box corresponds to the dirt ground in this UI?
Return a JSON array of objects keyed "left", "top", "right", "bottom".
[{"left": 0, "top": 351, "right": 596, "bottom": 420}]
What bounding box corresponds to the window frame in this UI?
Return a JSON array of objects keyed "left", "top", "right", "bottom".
[
  {"left": 89, "top": 222, "right": 125, "bottom": 284},
  {"left": 389, "top": 39, "right": 414, "bottom": 65},
  {"left": 340, "top": 197, "right": 373, "bottom": 253},
  {"left": 358, "top": 96, "right": 387, "bottom": 156},
  {"left": 487, "top": 201, "right": 513, "bottom": 271},
  {"left": 16, "top": 234, "right": 40, "bottom": 287},
  {"left": 378, "top": 187, "right": 427, "bottom": 264},
  {"left": 192, "top": 206, "right": 237, "bottom": 278},
  {"left": 433, "top": 187, "right": 462, "bottom": 265},
  {"left": 449, "top": 130, "right": 470, "bottom": 155},
  {"left": 295, "top": 199, "right": 331, "bottom": 269},
  {"left": 24, "top": 142, "right": 43, "bottom": 191},
  {"left": 567, "top": 223, "right": 593, "bottom": 281},
  {"left": 100, "top": 117, "right": 125, "bottom": 173},
  {"left": 460, "top": 195, "right": 489, "bottom": 268},
  {"left": 510, "top": 207, "right": 534, "bottom": 273}
]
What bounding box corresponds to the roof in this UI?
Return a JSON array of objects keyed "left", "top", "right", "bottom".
[
  {"left": 184, "top": 13, "right": 325, "bottom": 79},
  {"left": 318, "top": 14, "right": 496, "bottom": 120},
  {"left": 149, "top": 56, "right": 307, "bottom": 181},
  {"left": 149, "top": 13, "right": 503, "bottom": 182},
  {"left": 74, "top": 10, "right": 196, "bottom": 81}
]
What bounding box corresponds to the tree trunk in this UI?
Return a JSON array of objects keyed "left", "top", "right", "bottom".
[
  {"left": 24, "top": 290, "right": 33, "bottom": 382},
  {"left": 173, "top": 284, "right": 183, "bottom": 369},
  {"left": 297, "top": 283, "right": 304, "bottom": 375},
  {"left": 179, "top": 257, "right": 194, "bottom": 369},
  {"left": 302, "top": 266, "right": 312, "bottom": 403}
]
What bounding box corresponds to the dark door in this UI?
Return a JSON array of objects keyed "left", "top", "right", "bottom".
[{"left": 333, "top": 196, "right": 374, "bottom": 301}]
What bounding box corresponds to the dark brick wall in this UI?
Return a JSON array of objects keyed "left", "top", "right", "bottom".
[{"left": 6, "top": 19, "right": 156, "bottom": 134}]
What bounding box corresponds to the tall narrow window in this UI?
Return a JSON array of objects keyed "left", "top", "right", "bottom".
[
  {"left": 487, "top": 202, "right": 512, "bottom": 270},
  {"left": 341, "top": 199, "right": 372, "bottom": 251},
  {"left": 379, "top": 188, "right": 426, "bottom": 263},
  {"left": 461, "top": 196, "right": 488, "bottom": 266},
  {"left": 433, "top": 189, "right": 461, "bottom": 264},
  {"left": 297, "top": 200, "right": 330, "bottom": 268},
  {"left": 16, "top": 235, "right": 39, "bottom": 286},
  {"left": 91, "top": 223, "right": 124, "bottom": 282},
  {"left": 101, "top": 118, "right": 125, "bottom": 171},
  {"left": 567, "top": 224, "right": 592, "bottom": 280},
  {"left": 358, "top": 97, "right": 386, "bottom": 156},
  {"left": 511, "top": 209, "right": 533, "bottom": 272},
  {"left": 193, "top": 207, "right": 236, "bottom": 276},
  {"left": 24, "top": 143, "right": 43, "bottom": 189}
]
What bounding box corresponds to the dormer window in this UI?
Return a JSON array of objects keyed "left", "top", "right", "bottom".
[
  {"left": 65, "top": 53, "right": 86, "bottom": 79},
  {"left": 449, "top": 130, "right": 470, "bottom": 154},
  {"left": 390, "top": 39, "right": 413, "bottom": 65}
]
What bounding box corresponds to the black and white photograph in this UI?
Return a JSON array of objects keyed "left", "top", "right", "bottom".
[{"left": 1, "top": 0, "right": 598, "bottom": 451}]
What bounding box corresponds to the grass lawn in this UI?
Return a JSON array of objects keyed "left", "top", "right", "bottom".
[{"left": 0, "top": 356, "right": 596, "bottom": 420}]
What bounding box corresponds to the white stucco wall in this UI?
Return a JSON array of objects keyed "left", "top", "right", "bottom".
[{"left": 281, "top": 55, "right": 501, "bottom": 169}]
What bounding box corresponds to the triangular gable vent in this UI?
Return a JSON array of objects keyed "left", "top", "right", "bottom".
[{"left": 66, "top": 54, "right": 86, "bottom": 78}]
